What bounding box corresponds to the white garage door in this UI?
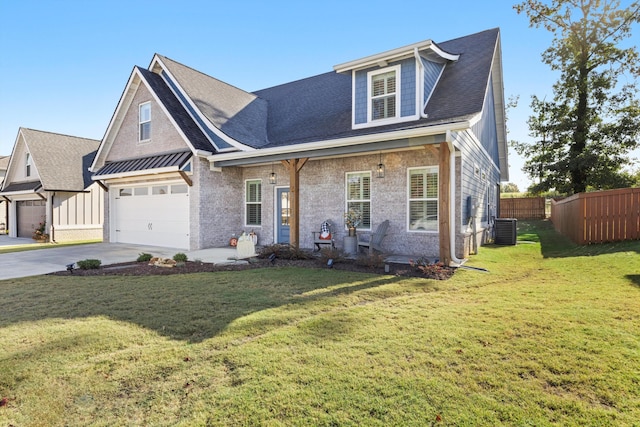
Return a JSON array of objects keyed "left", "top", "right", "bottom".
[{"left": 113, "top": 182, "right": 189, "bottom": 249}]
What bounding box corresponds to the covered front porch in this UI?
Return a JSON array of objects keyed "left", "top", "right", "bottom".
[{"left": 210, "top": 131, "right": 465, "bottom": 266}]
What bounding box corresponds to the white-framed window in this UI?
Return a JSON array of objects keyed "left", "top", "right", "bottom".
[
  {"left": 245, "top": 179, "right": 262, "bottom": 226},
  {"left": 25, "top": 153, "right": 31, "bottom": 177},
  {"left": 139, "top": 102, "right": 151, "bottom": 142},
  {"left": 172, "top": 184, "right": 188, "bottom": 194},
  {"left": 368, "top": 65, "right": 400, "bottom": 122},
  {"left": 346, "top": 171, "right": 371, "bottom": 230},
  {"left": 408, "top": 167, "right": 438, "bottom": 232},
  {"left": 118, "top": 183, "right": 187, "bottom": 197},
  {"left": 152, "top": 185, "right": 168, "bottom": 195}
]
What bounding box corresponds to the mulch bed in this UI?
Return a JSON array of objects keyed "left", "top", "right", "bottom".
[{"left": 49, "top": 257, "right": 455, "bottom": 280}]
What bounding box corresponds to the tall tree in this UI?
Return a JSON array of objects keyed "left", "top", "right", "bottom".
[{"left": 513, "top": 0, "right": 640, "bottom": 194}]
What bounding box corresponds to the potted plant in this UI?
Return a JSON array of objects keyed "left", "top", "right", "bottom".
[
  {"left": 344, "top": 208, "right": 362, "bottom": 236},
  {"left": 32, "top": 221, "right": 49, "bottom": 242}
]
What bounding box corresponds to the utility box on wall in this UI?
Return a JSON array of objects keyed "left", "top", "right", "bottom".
[{"left": 495, "top": 218, "right": 517, "bottom": 245}]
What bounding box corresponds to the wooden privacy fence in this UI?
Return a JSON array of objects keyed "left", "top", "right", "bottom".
[
  {"left": 550, "top": 187, "right": 640, "bottom": 244},
  {"left": 499, "top": 197, "right": 546, "bottom": 219}
]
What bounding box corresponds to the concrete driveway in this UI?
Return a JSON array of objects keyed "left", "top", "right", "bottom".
[{"left": 0, "top": 239, "right": 240, "bottom": 280}]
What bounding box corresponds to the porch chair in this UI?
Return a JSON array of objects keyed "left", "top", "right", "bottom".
[
  {"left": 357, "top": 220, "right": 389, "bottom": 254},
  {"left": 312, "top": 219, "right": 335, "bottom": 251}
]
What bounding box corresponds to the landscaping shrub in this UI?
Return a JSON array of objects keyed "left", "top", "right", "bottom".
[
  {"left": 77, "top": 259, "right": 102, "bottom": 270},
  {"left": 173, "top": 253, "right": 188, "bottom": 263},
  {"left": 355, "top": 253, "right": 385, "bottom": 269},
  {"left": 137, "top": 253, "right": 153, "bottom": 262},
  {"left": 409, "top": 257, "right": 448, "bottom": 276},
  {"left": 319, "top": 247, "right": 344, "bottom": 264},
  {"left": 258, "top": 244, "right": 314, "bottom": 260}
]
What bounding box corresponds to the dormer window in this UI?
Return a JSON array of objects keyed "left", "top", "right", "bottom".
[
  {"left": 368, "top": 66, "right": 400, "bottom": 122},
  {"left": 25, "top": 153, "right": 31, "bottom": 177},
  {"left": 139, "top": 102, "right": 151, "bottom": 142}
]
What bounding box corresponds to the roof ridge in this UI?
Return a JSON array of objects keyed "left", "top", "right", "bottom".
[
  {"left": 20, "top": 127, "right": 100, "bottom": 142},
  {"left": 439, "top": 27, "right": 499, "bottom": 46},
  {"left": 253, "top": 70, "right": 338, "bottom": 93},
  {"left": 154, "top": 54, "right": 259, "bottom": 100}
]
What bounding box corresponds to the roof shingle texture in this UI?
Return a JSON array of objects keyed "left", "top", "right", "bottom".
[
  {"left": 20, "top": 128, "right": 100, "bottom": 191},
  {"left": 157, "top": 55, "right": 269, "bottom": 149},
  {"left": 142, "top": 29, "right": 498, "bottom": 152},
  {"left": 251, "top": 28, "right": 499, "bottom": 147}
]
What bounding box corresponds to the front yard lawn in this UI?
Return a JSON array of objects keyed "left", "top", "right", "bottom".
[{"left": 1, "top": 221, "right": 638, "bottom": 426}]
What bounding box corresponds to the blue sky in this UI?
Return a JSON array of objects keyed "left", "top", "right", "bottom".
[{"left": 0, "top": 0, "right": 636, "bottom": 191}]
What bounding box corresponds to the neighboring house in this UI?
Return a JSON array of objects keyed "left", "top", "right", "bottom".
[
  {"left": 0, "top": 128, "right": 104, "bottom": 241},
  {"left": 90, "top": 28, "right": 508, "bottom": 263},
  {"left": 0, "top": 155, "right": 8, "bottom": 233}
]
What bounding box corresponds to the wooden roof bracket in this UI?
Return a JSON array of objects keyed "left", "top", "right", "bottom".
[
  {"left": 95, "top": 180, "right": 109, "bottom": 192},
  {"left": 179, "top": 171, "right": 193, "bottom": 187}
]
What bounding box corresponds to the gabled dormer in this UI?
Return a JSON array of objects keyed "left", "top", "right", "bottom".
[{"left": 334, "top": 40, "right": 459, "bottom": 130}]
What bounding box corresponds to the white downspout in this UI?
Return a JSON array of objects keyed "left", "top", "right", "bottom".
[{"left": 447, "top": 132, "right": 464, "bottom": 266}]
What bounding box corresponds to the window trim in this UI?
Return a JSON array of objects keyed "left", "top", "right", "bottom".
[
  {"left": 407, "top": 166, "right": 439, "bottom": 233},
  {"left": 345, "top": 171, "right": 372, "bottom": 231},
  {"left": 245, "top": 179, "right": 262, "bottom": 227},
  {"left": 25, "top": 153, "right": 31, "bottom": 177},
  {"left": 139, "top": 102, "right": 151, "bottom": 142},
  {"left": 367, "top": 65, "right": 401, "bottom": 124}
]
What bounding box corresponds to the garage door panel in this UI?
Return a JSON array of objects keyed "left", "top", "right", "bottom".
[
  {"left": 17, "top": 200, "right": 46, "bottom": 238},
  {"left": 112, "top": 184, "right": 189, "bottom": 249}
]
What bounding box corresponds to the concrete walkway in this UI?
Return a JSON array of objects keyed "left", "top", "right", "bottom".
[{"left": 0, "top": 236, "right": 244, "bottom": 280}]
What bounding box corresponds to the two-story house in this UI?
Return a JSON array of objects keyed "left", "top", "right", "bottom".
[
  {"left": 0, "top": 128, "right": 104, "bottom": 241},
  {"left": 90, "top": 28, "right": 508, "bottom": 264}
]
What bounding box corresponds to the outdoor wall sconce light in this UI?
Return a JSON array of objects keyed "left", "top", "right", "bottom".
[
  {"left": 376, "top": 152, "right": 385, "bottom": 178},
  {"left": 269, "top": 162, "right": 277, "bottom": 185}
]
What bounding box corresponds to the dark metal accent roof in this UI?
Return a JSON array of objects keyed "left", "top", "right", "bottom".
[
  {"left": 137, "top": 68, "right": 214, "bottom": 153},
  {"left": 93, "top": 151, "right": 192, "bottom": 177},
  {"left": 1, "top": 180, "right": 42, "bottom": 193}
]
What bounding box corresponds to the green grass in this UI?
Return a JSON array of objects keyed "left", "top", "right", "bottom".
[{"left": 1, "top": 221, "right": 639, "bottom": 426}]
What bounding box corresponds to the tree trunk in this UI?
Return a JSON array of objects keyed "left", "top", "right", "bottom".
[{"left": 569, "top": 63, "right": 590, "bottom": 194}]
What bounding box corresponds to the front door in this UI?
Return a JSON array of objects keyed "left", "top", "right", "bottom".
[{"left": 276, "top": 188, "right": 290, "bottom": 243}]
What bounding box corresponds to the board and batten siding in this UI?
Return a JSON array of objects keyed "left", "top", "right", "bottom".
[
  {"left": 52, "top": 183, "right": 104, "bottom": 241},
  {"left": 471, "top": 71, "right": 500, "bottom": 167},
  {"left": 453, "top": 130, "right": 500, "bottom": 228}
]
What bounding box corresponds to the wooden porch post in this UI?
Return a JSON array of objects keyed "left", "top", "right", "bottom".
[
  {"left": 439, "top": 142, "right": 451, "bottom": 265},
  {"left": 281, "top": 158, "right": 308, "bottom": 248}
]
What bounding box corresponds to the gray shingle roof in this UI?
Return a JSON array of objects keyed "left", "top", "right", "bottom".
[
  {"left": 252, "top": 28, "right": 499, "bottom": 147},
  {"left": 425, "top": 28, "right": 498, "bottom": 121},
  {"left": 0, "top": 156, "right": 9, "bottom": 171},
  {"left": 253, "top": 72, "right": 353, "bottom": 147},
  {"left": 157, "top": 55, "right": 269, "bottom": 149},
  {"left": 20, "top": 128, "right": 100, "bottom": 192},
  {"left": 142, "top": 29, "right": 498, "bottom": 152}
]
